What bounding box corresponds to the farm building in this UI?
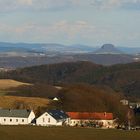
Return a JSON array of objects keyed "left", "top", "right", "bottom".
[
  {"left": 67, "top": 112, "right": 116, "bottom": 128},
  {"left": 36, "top": 110, "right": 70, "bottom": 126},
  {"left": 120, "top": 99, "right": 129, "bottom": 106},
  {"left": 52, "top": 97, "right": 59, "bottom": 101},
  {"left": 0, "top": 109, "right": 35, "bottom": 125}
]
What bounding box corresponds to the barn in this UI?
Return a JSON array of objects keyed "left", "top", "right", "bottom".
[{"left": 67, "top": 112, "right": 116, "bottom": 128}]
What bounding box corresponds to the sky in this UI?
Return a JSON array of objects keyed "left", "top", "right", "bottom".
[{"left": 0, "top": 0, "right": 140, "bottom": 47}]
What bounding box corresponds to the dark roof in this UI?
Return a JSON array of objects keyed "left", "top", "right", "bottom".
[
  {"left": 47, "top": 110, "right": 69, "bottom": 120},
  {"left": 0, "top": 109, "right": 32, "bottom": 118}
]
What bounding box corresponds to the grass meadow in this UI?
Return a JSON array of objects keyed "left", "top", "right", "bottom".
[
  {"left": 0, "top": 126, "right": 140, "bottom": 140},
  {"left": 0, "top": 79, "right": 31, "bottom": 96},
  {"left": 0, "top": 79, "right": 49, "bottom": 109},
  {"left": 0, "top": 79, "right": 31, "bottom": 90}
]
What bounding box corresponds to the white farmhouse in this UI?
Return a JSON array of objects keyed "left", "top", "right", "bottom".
[
  {"left": 36, "top": 110, "right": 69, "bottom": 126},
  {"left": 0, "top": 109, "right": 35, "bottom": 125}
]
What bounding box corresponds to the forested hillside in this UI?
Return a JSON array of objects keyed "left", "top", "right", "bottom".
[
  {"left": 1, "top": 61, "right": 140, "bottom": 98},
  {"left": 5, "top": 83, "right": 128, "bottom": 122},
  {"left": 52, "top": 84, "right": 128, "bottom": 122}
]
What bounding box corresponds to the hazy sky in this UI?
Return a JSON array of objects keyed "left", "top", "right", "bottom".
[{"left": 0, "top": 0, "right": 140, "bottom": 47}]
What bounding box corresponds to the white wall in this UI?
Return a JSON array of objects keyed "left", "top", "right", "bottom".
[
  {"left": 0, "top": 117, "right": 28, "bottom": 125},
  {"left": 69, "top": 119, "right": 115, "bottom": 128},
  {"left": 0, "top": 111, "right": 35, "bottom": 125},
  {"left": 36, "top": 112, "right": 64, "bottom": 126},
  {"left": 28, "top": 111, "right": 36, "bottom": 124}
]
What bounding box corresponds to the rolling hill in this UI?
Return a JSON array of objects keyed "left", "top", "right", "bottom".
[
  {"left": 0, "top": 53, "right": 135, "bottom": 69},
  {"left": 0, "top": 66, "right": 134, "bottom": 122},
  {"left": 4, "top": 82, "right": 128, "bottom": 122},
  {"left": 0, "top": 79, "right": 31, "bottom": 90},
  {"left": 0, "top": 79, "right": 32, "bottom": 96},
  {"left": 53, "top": 84, "right": 127, "bottom": 122},
  {"left": 2, "top": 61, "right": 140, "bottom": 98},
  {"left": 0, "top": 96, "right": 49, "bottom": 111}
]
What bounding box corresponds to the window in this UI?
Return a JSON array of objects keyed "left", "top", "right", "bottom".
[
  {"left": 16, "top": 119, "right": 18, "bottom": 122},
  {"left": 22, "top": 119, "right": 24, "bottom": 122},
  {"left": 60, "top": 115, "right": 63, "bottom": 119},
  {"left": 10, "top": 119, "right": 12, "bottom": 122},
  {"left": 4, "top": 119, "right": 6, "bottom": 122},
  {"left": 48, "top": 118, "right": 50, "bottom": 123},
  {"left": 43, "top": 118, "right": 45, "bottom": 122}
]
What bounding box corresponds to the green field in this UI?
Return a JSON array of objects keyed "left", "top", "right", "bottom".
[{"left": 0, "top": 126, "right": 140, "bottom": 140}]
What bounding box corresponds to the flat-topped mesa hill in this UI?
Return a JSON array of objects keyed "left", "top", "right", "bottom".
[{"left": 94, "top": 44, "right": 123, "bottom": 54}]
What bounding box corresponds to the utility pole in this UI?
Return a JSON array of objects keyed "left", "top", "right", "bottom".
[
  {"left": 127, "top": 109, "right": 132, "bottom": 130},
  {"left": 128, "top": 119, "right": 131, "bottom": 130}
]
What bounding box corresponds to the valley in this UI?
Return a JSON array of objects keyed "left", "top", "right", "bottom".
[
  {"left": 0, "top": 61, "right": 139, "bottom": 125},
  {"left": 0, "top": 1, "right": 140, "bottom": 139},
  {"left": 0, "top": 43, "right": 139, "bottom": 128},
  {"left": 0, "top": 43, "right": 139, "bottom": 69}
]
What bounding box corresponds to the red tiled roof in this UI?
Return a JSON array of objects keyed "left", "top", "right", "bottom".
[{"left": 67, "top": 112, "right": 113, "bottom": 120}]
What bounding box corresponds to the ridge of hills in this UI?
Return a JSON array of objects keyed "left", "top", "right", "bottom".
[
  {"left": 1, "top": 61, "right": 140, "bottom": 98},
  {"left": 0, "top": 43, "right": 139, "bottom": 68},
  {"left": 0, "top": 53, "right": 135, "bottom": 68},
  {"left": 0, "top": 42, "right": 139, "bottom": 54}
]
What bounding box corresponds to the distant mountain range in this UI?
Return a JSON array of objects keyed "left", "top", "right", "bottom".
[
  {"left": 0, "top": 42, "right": 139, "bottom": 56},
  {"left": 0, "top": 42, "right": 96, "bottom": 56},
  {"left": 0, "top": 42, "right": 139, "bottom": 68}
]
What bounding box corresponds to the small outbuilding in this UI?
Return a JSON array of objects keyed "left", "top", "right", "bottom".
[
  {"left": 53, "top": 97, "right": 59, "bottom": 101},
  {"left": 120, "top": 99, "right": 129, "bottom": 106}
]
